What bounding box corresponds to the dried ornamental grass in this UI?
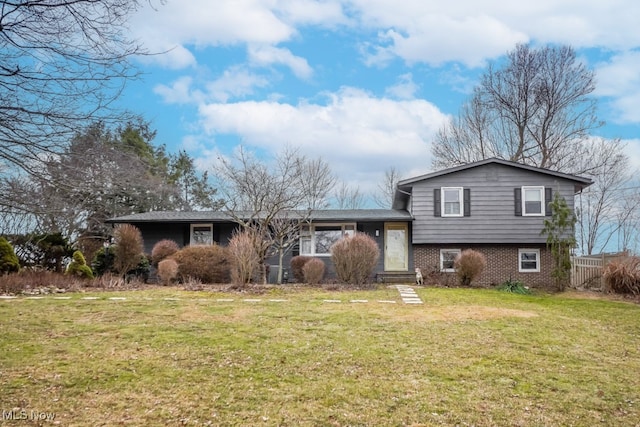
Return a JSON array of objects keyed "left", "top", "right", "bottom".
[{"left": 603, "top": 257, "right": 640, "bottom": 295}]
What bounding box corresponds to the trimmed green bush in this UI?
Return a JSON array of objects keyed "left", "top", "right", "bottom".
[
  {"left": 454, "top": 249, "right": 487, "bottom": 286},
  {"left": 0, "top": 237, "right": 20, "bottom": 274},
  {"left": 290, "top": 256, "right": 312, "bottom": 283},
  {"left": 91, "top": 246, "right": 114, "bottom": 276},
  {"left": 303, "top": 258, "right": 325, "bottom": 285},
  {"left": 331, "top": 233, "right": 379, "bottom": 287},
  {"left": 65, "top": 250, "right": 94, "bottom": 279},
  {"left": 172, "top": 244, "right": 230, "bottom": 284}
]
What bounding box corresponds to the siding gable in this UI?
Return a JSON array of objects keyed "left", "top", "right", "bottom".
[{"left": 409, "top": 163, "right": 577, "bottom": 244}]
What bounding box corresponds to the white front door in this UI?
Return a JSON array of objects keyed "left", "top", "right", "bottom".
[{"left": 384, "top": 223, "right": 408, "bottom": 271}]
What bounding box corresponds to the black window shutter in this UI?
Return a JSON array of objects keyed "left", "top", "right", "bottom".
[
  {"left": 463, "top": 188, "right": 471, "bottom": 217},
  {"left": 514, "top": 188, "right": 522, "bottom": 216},
  {"left": 545, "top": 188, "right": 553, "bottom": 216},
  {"left": 434, "top": 189, "right": 441, "bottom": 217}
]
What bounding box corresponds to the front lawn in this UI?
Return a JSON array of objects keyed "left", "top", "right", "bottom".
[{"left": 1, "top": 287, "right": 638, "bottom": 426}]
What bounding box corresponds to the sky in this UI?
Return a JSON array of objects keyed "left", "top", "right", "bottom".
[{"left": 119, "top": 0, "right": 640, "bottom": 206}]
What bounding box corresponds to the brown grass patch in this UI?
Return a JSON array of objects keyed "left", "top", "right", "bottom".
[{"left": 382, "top": 305, "right": 538, "bottom": 322}]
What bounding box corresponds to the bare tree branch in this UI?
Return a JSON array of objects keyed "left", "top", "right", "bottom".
[{"left": 0, "top": 0, "right": 156, "bottom": 177}]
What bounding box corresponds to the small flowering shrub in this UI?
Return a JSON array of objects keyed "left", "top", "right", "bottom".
[
  {"left": 303, "top": 258, "right": 325, "bottom": 285},
  {"left": 454, "top": 249, "right": 486, "bottom": 286}
]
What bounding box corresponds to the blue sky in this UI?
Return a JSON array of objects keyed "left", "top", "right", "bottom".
[{"left": 119, "top": 0, "right": 640, "bottom": 204}]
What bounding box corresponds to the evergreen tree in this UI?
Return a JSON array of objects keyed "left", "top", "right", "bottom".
[{"left": 541, "top": 192, "right": 577, "bottom": 290}]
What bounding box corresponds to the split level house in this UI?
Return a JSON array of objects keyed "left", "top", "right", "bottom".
[{"left": 107, "top": 158, "right": 592, "bottom": 289}]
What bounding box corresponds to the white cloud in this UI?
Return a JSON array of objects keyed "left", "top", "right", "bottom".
[
  {"left": 206, "top": 66, "right": 271, "bottom": 102},
  {"left": 154, "top": 67, "right": 271, "bottom": 105},
  {"left": 196, "top": 87, "right": 447, "bottom": 194},
  {"left": 131, "top": 0, "right": 297, "bottom": 69},
  {"left": 154, "top": 76, "right": 204, "bottom": 104},
  {"left": 248, "top": 45, "right": 313, "bottom": 79},
  {"left": 595, "top": 51, "right": 640, "bottom": 124},
  {"left": 622, "top": 138, "right": 640, "bottom": 174},
  {"left": 385, "top": 73, "right": 419, "bottom": 100},
  {"left": 348, "top": 0, "right": 640, "bottom": 66}
]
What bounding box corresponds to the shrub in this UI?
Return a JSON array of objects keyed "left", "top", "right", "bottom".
[
  {"left": 65, "top": 250, "right": 94, "bottom": 279},
  {"left": 157, "top": 258, "right": 179, "bottom": 285},
  {"left": 113, "top": 224, "right": 144, "bottom": 277},
  {"left": 496, "top": 278, "right": 531, "bottom": 295},
  {"left": 228, "top": 229, "right": 260, "bottom": 286},
  {"left": 172, "top": 244, "right": 230, "bottom": 284},
  {"left": 331, "top": 233, "right": 379, "bottom": 287},
  {"left": 291, "top": 256, "right": 312, "bottom": 283},
  {"left": 151, "top": 239, "right": 180, "bottom": 266},
  {"left": 603, "top": 257, "right": 640, "bottom": 295},
  {"left": 0, "top": 237, "right": 20, "bottom": 274},
  {"left": 91, "top": 246, "right": 115, "bottom": 276},
  {"left": 454, "top": 249, "right": 487, "bottom": 286},
  {"left": 10, "top": 232, "right": 73, "bottom": 272},
  {"left": 90, "top": 273, "right": 126, "bottom": 289},
  {"left": 128, "top": 255, "right": 150, "bottom": 282},
  {"left": 303, "top": 258, "right": 325, "bottom": 285},
  {"left": 0, "top": 270, "right": 84, "bottom": 294}
]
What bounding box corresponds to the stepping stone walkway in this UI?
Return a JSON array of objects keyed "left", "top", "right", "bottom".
[{"left": 395, "top": 285, "right": 424, "bottom": 304}]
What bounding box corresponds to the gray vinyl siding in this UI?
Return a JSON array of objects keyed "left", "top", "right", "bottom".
[{"left": 410, "top": 163, "right": 577, "bottom": 244}]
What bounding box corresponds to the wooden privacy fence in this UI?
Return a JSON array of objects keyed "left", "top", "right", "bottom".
[
  {"left": 570, "top": 252, "right": 628, "bottom": 290},
  {"left": 570, "top": 255, "right": 603, "bottom": 289}
]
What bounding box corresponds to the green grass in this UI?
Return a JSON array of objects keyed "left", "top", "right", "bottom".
[{"left": 1, "top": 287, "right": 639, "bottom": 426}]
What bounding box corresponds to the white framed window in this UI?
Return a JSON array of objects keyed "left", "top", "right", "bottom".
[
  {"left": 519, "top": 248, "right": 540, "bottom": 272},
  {"left": 190, "top": 224, "right": 213, "bottom": 246},
  {"left": 440, "top": 249, "right": 461, "bottom": 272},
  {"left": 522, "top": 186, "right": 545, "bottom": 216},
  {"left": 300, "top": 223, "right": 356, "bottom": 256},
  {"left": 442, "top": 187, "right": 463, "bottom": 217}
]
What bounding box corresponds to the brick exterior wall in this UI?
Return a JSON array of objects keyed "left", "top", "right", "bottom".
[{"left": 413, "top": 243, "right": 557, "bottom": 290}]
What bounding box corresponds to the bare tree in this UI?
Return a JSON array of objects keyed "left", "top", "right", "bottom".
[
  {"left": 1, "top": 121, "right": 179, "bottom": 242},
  {"left": 433, "top": 44, "right": 601, "bottom": 172},
  {"left": 0, "top": 0, "right": 154, "bottom": 178},
  {"left": 617, "top": 192, "right": 640, "bottom": 254},
  {"left": 333, "top": 182, "right": 365, "bottom": 209},
  {"left": 213, "top": 146, "right": 333, "bottom": 284},
  {"left": 299, "top": 158, "right": 337, "bottom": 210},
  {"left": 373, "top": 167, "right": 402, "bottom": 208},
  {"left": 574, "top": 140, "right": 637, "bottom": 254},
  {"left": 432, "top": 43, "right": 636, "bottom": 254}
]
